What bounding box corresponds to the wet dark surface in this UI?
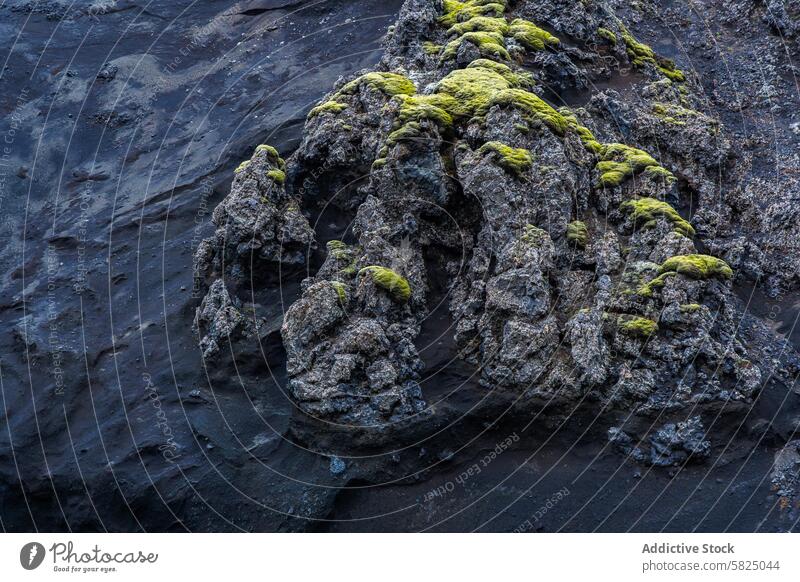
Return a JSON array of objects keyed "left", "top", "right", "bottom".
[{"left": 1, "top": 0, "right": 799, "bottom": 532}]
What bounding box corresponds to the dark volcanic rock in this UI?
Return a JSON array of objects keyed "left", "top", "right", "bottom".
[
  {"left": 199, "top": 0, "right": 781, "bottom": 442},
  {"left": 5, "top": 0, "right": 800, "bottom": 533}
]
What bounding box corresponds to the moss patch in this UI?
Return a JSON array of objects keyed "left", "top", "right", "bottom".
[
  {"left": 659, "top": 254, "right": 733, "bottom": 280},
  {"left": 620, "top": 197, "right": 695, "bottom": 237},
  {"left": 326, "top": 240, "right": 349, "bottom": 260},
  {"left": 597, "top": 27, "right": 617, "bottom": 45},
  {"left": 467, "top": 59, "right": 535, "bottom": 89},
  {"left": 638, "top": 254, "right": 732, "bottom": 297},
  {"left": 560, "top": 108, "right": 605, "bottom": 154},
  {"left": 477, "top": 141, "right": 533, "bottom": 177},
  {"left": 395, "top": 94, "right": 456, "bottom": 131},
  {"left": 308, "top": 100, "right": 348, "bottom": 118},
  {"left": 595, "top": 143, "right": 675, "bottom": 188},
  {"left": 637, "top": 272, "right": 676, "bottom": 298},
  {"left": 566, "top": 220, "right": 589, "bottom": 248},
  {"left": 617, "top": 315, "right": 658, "bottom": 338},
  {"left": 359, "top": 266, "right": 411, "bottom": 303},
  {"left": 508, "top": 18, "right": 559, "bottom": 50},
  {"left": 423, "top": 41, "right": 442, "bottom": 55},
  {"left": 330, "top": 281, "right": 347, "bottom": 305},
  {"left": 448, "top": 15, "right": 509, "bottom": 36},
  {"left": 520, "top": 224, "right": 548, "bottom": 245},
  {"left": 439, "top": 0, "right": 507, "bottom": 27},
  {"left": 339, "top": 71, "right": 417, "bottom": 97},
  {"left": 266, "top": 169, "right": 286, "bottom": 184},
  {"left": 619, "top": 23, "right": 685, "bottom": 82},
  {"left": 479, "top": 88, "right": 568, "bottom": 134},
  {"left": 441, "top": 30, "right": 511, "bottom": 61}
]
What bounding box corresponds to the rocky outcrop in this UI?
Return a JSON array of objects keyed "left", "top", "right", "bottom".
[
  {"left": 195, "top": 145, "right": 314, "bottom": 282},
  {"left": 195, "top": 0, "right": 797, "bottom": 478}
]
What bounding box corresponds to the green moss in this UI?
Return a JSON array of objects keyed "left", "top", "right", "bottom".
[
  {"left": 439, "top": 0, "right": 507, "bottom": 27},
  {"left": 237, "top": 144, "right": 286, "bottom": 176},
  {"left": 423, "top": 41, "right": 442, "bottom": 55},
  {"left": 619, "top": 23, "right": 685, "bottom": 82},
  {"left": 447, "top": 15, "right": 509, "bottom": 36},
  {"left": 595, "top": 143, "right": 675, "bottom": 188},
  {"left": 637, "top": 271, "right": 676, "bottom": 298},
  {"left": 508, "top": 18, "right": 559, "bottom": 51},
  {"left": 638, "top": 254, "right": 733, "bottom": 297},
  {"left": 680, "top": 303, "right": 702, "bottom": 313},
  {"left": 330, "top": 281, "right": 347, "bottom": 305},
  {"left": 390, "top": 64, "right": 561, "bottom": 139},
  {"left": 560, "top": 108, "right": 605, "bottom": 154},
  {"left": 385, "top": 122, "right": 425, "bottom": 148},
  {"left": 520, "top": 224, "right": 548, "bottom": 245},
  {"left": 651, "top": 102, "right": 706, "bottom": 127},
  {"left": 359, "top": 266, "right": 411, "bottom": 303},
  {"left": 441, "top": 30, "right": 510, "bottom": 61},
  {"left": 566, "top": 220, "right": 589, "bottom": 248},
  {"left": 597, "top": 27, "right": 617, "bottom": 45},
  {"left": 308, "top": 100, "right": 348, "bottom": 118},
  {"left": 326, "top": 240, "right": 350, "bottom": 260},
  {"left": 477, "top": 141, "right": 532, "bottom": 177},
  {"left": 436, "top": 65, "right": 514, "bottom": 116},
  {"left": 266, "top": 169, "right": 286, "bottom": 184},
  {"left": 255, "top": 144, "right": 281, "bottom": 160},
  {"left": 466, "top": 59, "right": 534, "bottom": 89},
  {"left": 620, "top": 197, "right": 695, "bottom": 237},
  {"left": 395, "top": 94, "right": 456, "bottom": 131},
  {"left": 339, "top": 72, "right": 417, "bottom": 97},
  {"left": 658, "top": 254, "right": 733, "bottom": 280},
  {"left": 617, "top": 315, "right": 658, "bottom": 338}
]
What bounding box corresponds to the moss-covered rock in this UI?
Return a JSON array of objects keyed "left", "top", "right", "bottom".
[
  {"left": 508, "top": 18, "right": 559, "bottom": 50},
  {"left": 620, "top": 197, "right": 695, "bottom": 237},
  {"left": 359, "top": 266, "right": 412, "bottom": 303},
  {"left": 438, "top": 0, "right": 507, "bottom": 27},
  {"left": 339, "top": 71, "right": 417, "bottom": 97},
  {"left": 659, "top": 254, "right": 734, "bottom": 280},
  {"left": 467, "top": 59, "right": 535, "bottom": 89},
  {"left": 566, "top": 220, "right": 589, "bottom": 248},
  {"left": 619, "top": 23, "right": 685, "bottom": 82},
  {"left": 447, "top": 15, "right": 510, "bottom": 36},
  {"left": 638, "top": 254, "right": 733, "bottom": 297},
  {"left": 617, "top": 315, "right": 658, "bottom": 338},
  {"left": 560, "top": 108, "right": 605, "bottom": 154},
  {"left": 308, "top": 100, "right": 348, "bottom": 118},
  {"left": 479, "top": 88, "right": 568, "bottom": 134},
  {"left": 330, "top": 281, "right": 347, "bottom": 304},
  {"left": 477, "top": 141, "right": 533, "bottom": 177},
  {"left": 441, "top": 30, "right": 511, "bottom": 61},
  {"left": 595, "top": 143, "right": 675, "bottom": 188},
  {"left": 266, "top": 169, "right": 286, "bottom": 184},
  {"left": 597, "top": 27, "right": 617, "bottom": 45}
]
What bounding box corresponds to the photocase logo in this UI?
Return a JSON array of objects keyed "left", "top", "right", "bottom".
[{"left": 20, "top": 542, "right": 46, "bottom": 570}]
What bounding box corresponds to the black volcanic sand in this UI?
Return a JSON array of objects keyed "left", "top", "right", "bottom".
[{"left": 1, "top": 0, "right": 799, "bottom": 532}]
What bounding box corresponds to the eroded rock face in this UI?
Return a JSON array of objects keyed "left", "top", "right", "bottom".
[
  {"left": 196, "top": 145, "right": 315, "bottom": 281},
  {"left": 195, "top": 0, "right": 797, "bottom": 478}
]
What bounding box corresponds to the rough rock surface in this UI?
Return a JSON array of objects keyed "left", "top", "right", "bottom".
[
  {"left": 609, "top": 417, "right": 712, "bottom": 467},
  {"left": 194, "top": 0, "right": 800, "bottom": 517}
]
